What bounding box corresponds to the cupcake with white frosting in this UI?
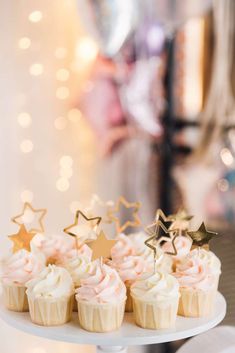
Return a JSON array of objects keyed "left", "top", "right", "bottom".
[
  {"left": 1, "top": 249, "right": 44, "bottom": 312},
  {"left": 26, "top": 265, "right": 74, "bottom": 326},
  {"left": 30, "top": 233, "right": 77, "bottom": 265},
  {"left": 174, "top": 253, "right": 217, "bottom": 317},
  {"left": 111, "top": 233, "right": 135, "bottom": 261},
  {"left": 162, "top": 235, "right": 192, "bottom": 269},
  {"left": 131, "top": 272, "right": 180, "bottom": 329},
  {"left": 76, "top": 259, "right": 126, "bottom": 332}
]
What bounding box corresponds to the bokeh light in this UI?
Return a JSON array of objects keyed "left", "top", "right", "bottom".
[
  {"left": 67, "top": 108, "right": 82, "bottom": 123},
  {"left": 17, "top": 112, "right": 32, "bottom": 128},
  {"left": 56, "top": 86, "right": 70, "bottom": 100},
  {"left": 75, "top": 37, "right": 98, "bottom": 62},
  {"left": 56, "top": 178, "right": 70, "bottom": 192},
  {"left": 18, "top": 37, "right": 31, "bottom": 50},
  {"left": 59, "top": 155, "right": 73, "bottom": 168},
  {"left": 28, "top": 11, "right": 42, "bottom": 23},
  {"left": 20, "top": 139, "right": 34, "bottom": 153},
  {"left": 56, "top": 68, "right": 70, "bottom": 82},
  {"left": 29, "top": 63, "right": 44, "bottom": 76}
]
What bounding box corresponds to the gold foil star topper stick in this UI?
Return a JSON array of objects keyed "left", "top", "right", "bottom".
[
  {"left": 8, "top": 224, "right": 36, "bottom": 253},
  {"left": 109, "top": 196, "right": 141, "bottom": 233},
  {"left": 187, "top": 222, "right": 218, "bottom": 248},
  {"left": 86, "top": 194, "right": 114, "bottom": 224},
  {"left": 11, "top": 202, "right": 47, "bottom": 234},
  {"left": 145, "top": 220, "right": 179, "bottom": 272},
  {"left": 88, "top": 230, "right": 117, "bottom": 260},
  {"left": 63, "top": 210, "right": 102, "bottom": 248}
]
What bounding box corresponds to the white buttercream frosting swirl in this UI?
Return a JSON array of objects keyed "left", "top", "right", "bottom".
[
  {"left": 26, "top": 265, "right": 74, "bottom": 298},
  {"left": 62, "top": 255, "right": 92, "bottom": 287},
  {"left": 131, "top": 272, "right": 179, "bottom": 302}
]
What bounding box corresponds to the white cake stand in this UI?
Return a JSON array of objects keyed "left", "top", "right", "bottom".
[{"left": 0, "top": 293, "right": 226, "bottom": 353}]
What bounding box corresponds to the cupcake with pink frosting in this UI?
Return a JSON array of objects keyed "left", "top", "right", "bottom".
[
  {"left": 30, "top": 233, "right": 78, "bottom": 265},
  {"left": 109, "top": 255, "right": 146, "bottom": 312},
  {"left": 1, "top": 249, "right": 44, "bottom": 312},
  {"left": 162, "top": 235, "right": 192, "bottom": 269},
  {"left": 110, "top": 233, "right": 135, "bottom": 261},
  {"left": 174, "top": 253, "right": 217, "bottom": 317},
  {"left": 76, "top": 259, "right": 126, "bottom": 332}
]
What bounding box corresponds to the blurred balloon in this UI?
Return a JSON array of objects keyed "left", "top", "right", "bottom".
[
  {"left": 77, "top": 0, "right": 138, "bottom": 57},
  {"left": 145, "top": 0, "right": 212, "bottom": 33}
]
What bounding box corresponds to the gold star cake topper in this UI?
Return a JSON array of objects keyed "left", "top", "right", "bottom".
[
  {"left": 8, "top": 224, "right": 35, "bottom": 253},
  {"left": 169, "top": 209, "right": 193, "bottom": 232},
  {"left": 187, "top": 222, "right": 218, "bottom": 247},
  {"left": 109, "top": 196, "right": 141, "bottom": 233},
  {"left": 11, "top": 202, "right": 47, "bottom": 234},
  {"left": 88, "top": 230, "right": 117, "bottom": 260},
  {"left": 64, "top": 210, "right": 101, "bottom": 245}
]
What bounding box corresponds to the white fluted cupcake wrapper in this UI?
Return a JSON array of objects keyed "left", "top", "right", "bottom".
[
  {"left": 27, "top": 294, "right": 74, "bottom": 326},
  {"left": 178, "top": 288, "right": 217, "bottom": 317},
  {"left": 77, "top": 299, "right": 126, "bottom": 332},
  {"left": 3, "top": 284, "right": 29, "bottom": 312},
  {"left": 132, "top": 296, "right": 179, "bottom": 329}
]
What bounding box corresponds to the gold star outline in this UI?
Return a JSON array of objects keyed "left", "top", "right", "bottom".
[
  {"left": 11, "top": 202, "right": 47, "bottom": 233},
  {"left": 63, "top": 210, "right": 101, "bottom": 238}
]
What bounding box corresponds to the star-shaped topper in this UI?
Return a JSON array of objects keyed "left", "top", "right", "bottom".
[
  {"left": 109, "top": 196, "right": 141, "bottom": 233},
  {"left": 63, "top": 210, "right": 101, "bottom": 245},
  {"left": 187, "top": 222, "right": 218, "bottom": 247},
  {"left": 86, "top": 194, "right": 114, "bottom": 224},
  {"left": 8, "top": 224, "right": 35, "bottom": 253},
  {"left": 88, "top": 230, "right": 117, "bottom": 260},
  {"left": 145, "top": 221, "right": 179, "bottom": 258},
  {"left": 11, "top": 202, "right": 47, "bottom": 234},
  {"left": 146, "top": 209, "right": 173, "bottom": 240}
]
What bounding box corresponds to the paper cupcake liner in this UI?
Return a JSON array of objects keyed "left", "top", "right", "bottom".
[
  {"left": 27, "top": 294, "right": 74, "bottom": 326},
  {"left": 125, "top": 285, "right": 133, "bottom": 312},
  {"left": 178, "top": 288, "right": 217, "bottom": 317},
  {"left": 2, "top": 284, "right": 29, "bottom": 312},
  {"left": 132, "top": 296, "right": 179, "bottom": 329},
  {"left": 77, "top": 299, "right": 126, "bottom": 332}
]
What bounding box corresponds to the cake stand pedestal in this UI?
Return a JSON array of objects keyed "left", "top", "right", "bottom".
[{"left": 0, "top": 293, "right": 226, "bottom": 353}]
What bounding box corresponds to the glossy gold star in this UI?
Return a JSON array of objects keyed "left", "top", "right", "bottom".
[
  {"left": 88, "top": 230, "right": 117, "bottom": 260},
  {"left": 109, "top": 196, "right": 141, "bottom": 233},
  {"left": 86, "top": 194, "right": 114, "bottom": 224},
  {"left": 11, "top": 202, "right": 47, "bottom": 233},
  {"left": 63, "top": 210, "right": 101, "bottom": 244},
  {"left": 8, "top": 224, "right": 35, "bottom": 253},
  {"left": 145, "top": 221, "right": 179, "bottom": 258},
  {"left": 187, "top": 222, "right": 218, "bottom": 247},
  {"left": 168, "top": 209, "right": 193, "bottom": 232}
]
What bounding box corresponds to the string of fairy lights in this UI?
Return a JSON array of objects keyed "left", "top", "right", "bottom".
[{"left": 16, "top": 6, "right": 98, "bottom": 214}]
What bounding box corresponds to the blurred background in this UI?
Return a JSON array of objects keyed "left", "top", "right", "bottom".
[{"left": 0, "top": 0, "right": 235, "bottom": 352}]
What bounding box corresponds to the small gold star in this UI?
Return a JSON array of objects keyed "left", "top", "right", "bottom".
[
  {"left": 63, "top": 210, "right": 101, "bottom": 244},
  {"left": 11, "top": 202, "right": 47, "bottom": 233},
  {"left": 187, "top": 222, "right": 218, "bottom": 247},
  {"left": 109, "top": 196, "right": 141, "bottom": 233},
  {"left": 8, "top": 224, "right": 35, "bottom": 253},
  {"left": 169, "top": 209, "right": 193, "bottom": 232},
  {"left": 88, "top": 230, "right": 117, "bottom": 260}
]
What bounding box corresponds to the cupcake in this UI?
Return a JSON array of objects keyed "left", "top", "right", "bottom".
[
  {"left": 61, "top": 250, "right": 92, "bottom": 311},
  {"left": 30, "top": 233, "right": 77, "bottom": 265},
  {"left": 174, "top": 254, "right": 217, "bottom": 317},
  {"left": 1, "top": 249, "right": 44, "bottom": 312},
  {"left": 109, "top": 255, "right": 146, "bottom": 312},
  {"left": 131, "top": 272, "right": 180, "bottom": 329},
  {"left": 26, "top": 265, "right": 74, "bottom": 326},
  {"left": 188, "top": 248, "right": 221, "bottom": 289},
  {"left": 162, "top": 235, "right": 192, "bottom": 269},
  {"left": 76, "top": 259, "right": 126, "bottom": 332},
  {"left": 111, "top": 233, "right": 135, "bottom": 261}
]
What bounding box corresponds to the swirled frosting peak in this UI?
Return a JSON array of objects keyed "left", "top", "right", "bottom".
[
  {"left": 131, "top": 272, "right": 179, "bottom": 302},
  {"left": 109, "top": 255, "right": 146, "bottom": 284},
  {"left": 76, "top": 259, "right": 126, "bottom": 304},
  {"left": 62, "top": 255, "right": 92, "bottom": 287},
  {"left": 26, "top": 265, "right": 74, "bottom": 298},
  {"left": 1, "top": 249, "right": 44, "bottom": 286},
  {"left": 162, "top": 235, "right": 192, "bottom": 260},
  {"left": 111, "top": 233, "right": 135, "bottom": 261}
]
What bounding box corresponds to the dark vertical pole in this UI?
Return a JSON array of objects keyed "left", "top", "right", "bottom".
[{"left": 160, "top": 37, "right": 175, "bottom": 214}]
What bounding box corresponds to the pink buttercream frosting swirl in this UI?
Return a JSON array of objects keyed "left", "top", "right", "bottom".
[
  {"left": 162, "top": 236, "right": 192, "bottom": 261},
  {"left": 109, "top": 256, "right": 146, "bottom": 284},
  {"left": 75, "top": 259, "right": 126, "bottom": 304},
  {"left": 174, "top": 256, "right": 215, "bottom": 290},
  {"left": 1, "top": 249, "right": 44, "bottom": 286},
  {"left": 30, "top": 233, "right": 78, "bottom": 265},
  {"left": 111, "top": 233, "right": 135, "bottom": 261}
]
